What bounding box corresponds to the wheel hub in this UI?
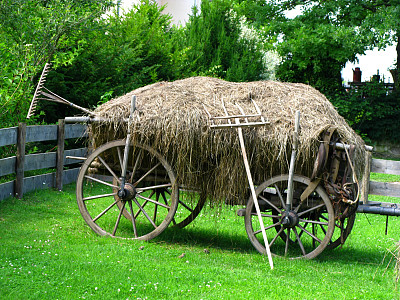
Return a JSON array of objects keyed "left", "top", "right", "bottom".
[
  {"left": 281, "top": 210, "right": 299, "bottom": 228},
  {"left": 117, "top": 183, "right": 136, "bottom": 200}
]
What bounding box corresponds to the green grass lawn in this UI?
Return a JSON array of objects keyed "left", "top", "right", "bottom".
[{"left": 0, "top": 182, "right": 399, "bottom": 299}]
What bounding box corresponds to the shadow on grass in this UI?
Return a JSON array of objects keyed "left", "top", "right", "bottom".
[{"left": 149, "top": 224, "right": 390, "bottom": 267}]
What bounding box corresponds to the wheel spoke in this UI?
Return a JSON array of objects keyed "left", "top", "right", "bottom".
[
  {"left": 253, "top": 221, "right": 281, "bottom": 235},
  {"left": 112, "top": 201, "right": 126, "bottom": 236},
  {"left": 136, "top": 194, "right": 170, "bottom": 209},
  {"left": 129, "top": 149, "right": 142, "bottom": 183},
  {"left": 274, "top": 184, "right": 286, "bottom": 208},
  {"left": 134, "top": 190, "right": 155, "bottom": 218},
  {"left": 259, "top": 194, "right": 282, "bottom": 213},
  {"left": 319, "top": 222, "right": 327, "bottom": 234},
  {"left": 134, "top": 162, "right": 161, "bottom": 186},
  {"left": 153, "top": 193, "right": 160, "bottom": 222},
  {"left": 137, "top": 183, "right": 172, "bottom": 192},
  {"left": 83, "top": 192, "right": 118, "bottom": 201},
  {"left": 133, "top": 198, "right": 157, "bottom": 228},
  {"left": 269, "top": 227, "right": 284, "bottom": 248},
  {"left": 178, "top": 199, "right": 194, "bottom": 212},
  {"left": 250, "top": 212, "right": 280, "bottom": 219},
  {"left": 97, "top": 155, "right": 121, "bottom": 184},
  {"left": 93, "top": 200, "right": 119, "bottom": 222},
  {"left": 297, "top": 224, "right": 322, "bottom": 244},
  {"left": 117, "top": 146, "right": 123, "bottom": 171},
  {"left": 293, "top": 227, "right": 306, "bottom": 256},
  {"left": 128, "top": 200, "right": 138, "bottom": 238},
  {"left": 299, "top": 218, "right": 329, "bottom": 225},
  {"left": 297, "top": 203, "right": 325, "bottom": 217},
  {"left": 84, "top": 175, "right": 119, "bottom": 189},
  {"left": 284, "top": 228, "right": 290, "bottom": 256}
]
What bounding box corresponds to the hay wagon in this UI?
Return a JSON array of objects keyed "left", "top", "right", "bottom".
[{"left": 30, "top": 67, "right": 396, "bottom": 263}]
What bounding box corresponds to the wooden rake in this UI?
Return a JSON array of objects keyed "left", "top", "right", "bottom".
[
  {"left": 204, "top": 99, "right": 274, "bottom": 269},
  {"left": 27, "top": 63, "right": 95, "bottom": 119}
]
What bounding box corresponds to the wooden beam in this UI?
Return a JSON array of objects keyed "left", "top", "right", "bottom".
[
  {"left": 15, "top": 123, "right": 26, "bottom": 199},
  {"left": 56, "top": 119, "right": 65, "bottom": 191},
  {"left": 371, "top": 158, "right": 400, "bottom": 175}
]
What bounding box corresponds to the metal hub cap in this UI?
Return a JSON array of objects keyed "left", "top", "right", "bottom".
[
  {"left": 281, "top": 211, "right": 299, "bottom": 228},
  {"left": 117, "top": 183, "right": 136, "bottom": 200}
]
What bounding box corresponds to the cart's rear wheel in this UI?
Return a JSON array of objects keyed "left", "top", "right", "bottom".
[
  {"left": 76, "top": 140, "right": 178, "bottom": 240},
  {"left": 174, "top": 190, "right": 206, "bottom": 228},
  {"left": 245, "top": 174, "right": 335, "bottom": 259}
]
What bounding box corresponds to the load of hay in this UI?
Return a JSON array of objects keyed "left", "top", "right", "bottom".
[{"left": 92, "top": 76, "right": 366, "bottom": 203}]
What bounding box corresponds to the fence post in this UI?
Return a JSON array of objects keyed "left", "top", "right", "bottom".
[
  {"left": 361, "top": 151, "right": 372, "bottom": 204},
  {"left": 15, "top": 122, "right": 26, "bottom": 199},
  {"left": 56, "top": 119, "right": 65, "bottom": 191}
]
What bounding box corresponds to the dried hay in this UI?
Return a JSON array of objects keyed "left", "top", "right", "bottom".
[{"left": 92, "top": 76, "right": 366, "bottom": 202}]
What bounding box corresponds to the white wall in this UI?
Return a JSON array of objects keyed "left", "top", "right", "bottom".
[{"left": 118, "top": 0, "right": 200, "bottom": 24}]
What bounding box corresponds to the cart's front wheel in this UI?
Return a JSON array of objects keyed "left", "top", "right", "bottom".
[
  {"left": 76, "top": 140, "right": 178, "bottom": 240},
  {"left": 245, "top": 174, "right": 335, "bottom": 259}
]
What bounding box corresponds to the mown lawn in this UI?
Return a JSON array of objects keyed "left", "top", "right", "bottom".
[{"left": 0, "top": 180, "right": 399, "bottom": 299}]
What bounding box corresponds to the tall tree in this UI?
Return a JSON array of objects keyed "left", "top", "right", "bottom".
[{"left": 279, "top": 0, "right": 400, "bottom": 89}]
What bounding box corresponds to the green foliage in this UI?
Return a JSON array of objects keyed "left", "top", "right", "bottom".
[
  {"left": 182, "top": 0, "right": 268, "bottom": 82},
  {"left": 331, "top": 82, "right": 400, "bottom": 142},
  {"left": 0, "top": 0, "right": 114, "bottom": 127},
  {"left": 275, "top": 14, "right": 366, "bottom": 95},
  {"left": 40, "top": 0, "right": 184, "bottom": 122}
]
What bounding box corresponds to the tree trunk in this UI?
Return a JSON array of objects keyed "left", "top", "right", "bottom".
[{"left": 395, "top": 32, "right": 400, "bottom": 90}]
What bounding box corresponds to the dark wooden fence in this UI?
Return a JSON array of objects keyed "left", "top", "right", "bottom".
[{"left": 0, "top": 121, "right": 87, "bottom": 201}]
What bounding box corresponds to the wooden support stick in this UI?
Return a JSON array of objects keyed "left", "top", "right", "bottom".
[
  {"left": 236, "top": 119, "right": 274, "bottom": 269},
  {"left": 286, "top": 111, "right": 300, "bottom": 208}
]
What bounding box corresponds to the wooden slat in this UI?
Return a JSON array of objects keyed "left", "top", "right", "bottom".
[
  {"left": 0, "top": 181, "right": 14, "bottom": 201},
  {"left": 23, "top": 173, "right": 55, "bottom": 193},
  {"left": 25, "top": 125, "right": 57, "bottom": 143},
  {"left": 369, "top": 181, "right": 400, "bottom": 198},
  {"left": 23, "top": 148, "right": 88, "bottom": 172},
  {"left": 0, "top": 168, "right": 82, "bottom": 201},
  {"left": 63, "top": 168, "right": 81, "bottom": 185},
  {"left": 0, "top": 126, "right": 17, "bottom": 147},
  {"left": 0, "top": 156, "right": 16, "bottom": 177},
  {"left": 25, "top": 152, "right": 57, "bottom": 171},
  {"left": 371, "top": 158, "right": 400, "bottom": 175},
  {"left": 65, "top": 124, "right": 88, "bottom": 139}
]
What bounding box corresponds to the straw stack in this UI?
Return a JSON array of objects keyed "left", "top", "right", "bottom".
[{"left": 92, "top": 76, "right": 366, "bottom": 202}]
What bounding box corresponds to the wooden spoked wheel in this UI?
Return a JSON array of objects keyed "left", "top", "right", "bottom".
[
  {"left": 244, "top": 174, "right": 335, "bottom": 259},
  {"left": 76, "top": 140, "right": 178, "bottom": 240},
  {"left": 173, "top": 190, "right": 206, "bottom": 228}
]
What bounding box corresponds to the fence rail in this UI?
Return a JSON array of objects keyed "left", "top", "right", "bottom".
[
  {"left": 0, "top": 121, "right": 88, "bottom": 201},
  {"left": 362, "top": 154, "right": 400, "bottom": 203}
]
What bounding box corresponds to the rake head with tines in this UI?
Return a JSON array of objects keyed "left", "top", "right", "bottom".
[
  {"left": 204, "top": 99, "right": 269, "bottom": 129},
  {"left": 27, "top": 63, "right": 95, "bottom": 119},
  {"left": 27, "top": 63, "right": 52, "bottom": 119}
]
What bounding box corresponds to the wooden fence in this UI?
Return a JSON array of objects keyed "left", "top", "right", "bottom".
[
  {"left": 361, "top": 152, "right": 400, "bottom": 203},
  {"left": 0, "top": 121, "right": 87, "bottom": 201}
]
